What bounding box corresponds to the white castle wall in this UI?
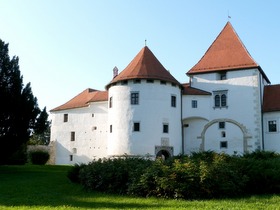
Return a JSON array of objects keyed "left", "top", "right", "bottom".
[
  {"left": 50, "top": 101, "right": 108, "bottom": 164},
  {"left": 108, "top": 80, "right": 182, "bottom": 157},
  {"left": 263, "top": 111, "right": 280, "bottom": 152},
  {"left": 188, "top": 68, "right": 264, "bottom": 153}
]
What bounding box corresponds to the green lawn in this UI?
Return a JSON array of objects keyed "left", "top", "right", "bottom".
[{"left": 0, "top": 165, "right": 280, "bottom": 210}]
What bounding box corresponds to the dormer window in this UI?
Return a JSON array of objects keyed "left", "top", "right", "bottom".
[
  {"left": 121, "top": 80, "right": 128, "bottom": 85},
  {"left": 218, "top": 72, "right": 227, "bottom": 80}
]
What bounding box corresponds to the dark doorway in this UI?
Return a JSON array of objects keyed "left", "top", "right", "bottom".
[{"left": 156, "top": 150, "right": 170, "bottom": 160}]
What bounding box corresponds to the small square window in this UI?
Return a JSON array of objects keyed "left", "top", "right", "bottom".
[
  {"left": 219, "top": 72, "right": 227, "bottom": 80},
  {"left": 64, "top": 114, "right": 68, "bottom": 122},
  {"left": 192, "top": 100, "right": 197, "bottom": 108},
  {"left": 121, "top": 80, "right": 128, "bottom": 85},
  {"left": 268, "top": 120, "right": 277, "bottom": 132},
  {"left": 171, "top": 95, "right": 176, "bottom": 107},
  {"left": 70, "top": 132, "right": 75, "bottom": 141},
  {"left": 220, "top": 141, "right": 228, "bottom": 149},
  {"left": 147, "top": 79, "right": 154, "bottom": 83},
  {"left": 133, "top": 122, "right": 140, "bottom": 132},
  {"left": 134, "top": 79, "right": 141, "bottom": 84},
  {"left": 160, "top": 81, "right": 166, "bottom": 85},
  {"left": 219, "top": 122, "right": 225, "bottom": 129},
  {"left": 163, "top": 124, "right": 169, "bottom": 133}
]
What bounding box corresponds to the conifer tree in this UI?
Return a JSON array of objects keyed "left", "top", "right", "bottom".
[{"left": 0, "top": 39, "right": 42, "bottom": 164}]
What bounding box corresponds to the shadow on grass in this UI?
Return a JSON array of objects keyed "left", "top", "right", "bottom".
[{"left": 0, "top": 165, "right": 165, "bottom": 209}]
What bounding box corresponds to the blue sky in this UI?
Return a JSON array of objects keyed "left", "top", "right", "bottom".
[{"left": 1, "top": 1, "right": 280, "bottom": 111}]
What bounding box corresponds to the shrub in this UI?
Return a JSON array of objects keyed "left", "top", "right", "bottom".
[
  {"left": 76, "top": 151, "right": 280, "bottom": 199},
  {"left": 79, "top": 157, "right": 152, "bottom": 194},
  {"left": 29, "top": 150, "right": 49, "bottom": 165},
  {"left": 67, "top": 164, "right": 85, "bottom": 183}
]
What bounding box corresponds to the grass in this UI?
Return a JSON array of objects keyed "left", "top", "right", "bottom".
[{"left": 0, "top": 165, "right": 280, "bottom": 210}]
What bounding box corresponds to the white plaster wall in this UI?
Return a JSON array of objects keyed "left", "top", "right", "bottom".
[
  {"left": 189, "top": 69, "right": 263, "bottom": 152},
  {"left": 263, "top": 112, "right": 280, "bottom": 153},
  {"left": 182, "top": 95, "right": 211, "bottom": 119},
  {"left": 108, "top": 80, "right": 182, "bottom": 157},
  {"left": 183, "top": 118, "right": 208, "bottom": 154},
  {"left": 50, "top": 101, "right": 108, "bottom": 165},
  {"left": 204, "top": 122, "right": 244, "bottom": 154}
]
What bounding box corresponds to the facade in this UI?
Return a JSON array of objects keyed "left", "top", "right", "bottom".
[{"left": 50, "top": 22, "right": 280, "bottom": 165}]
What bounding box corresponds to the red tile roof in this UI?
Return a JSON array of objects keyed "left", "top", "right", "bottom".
[
  {"left": 182, "top": 83, "right": 211, "bottom": 95},
  {"left": 187, "top": 22, "right": 261, "bottom": 75},
  {"left": 50, "top": 88, "right": 108, "bottom": 112},
  {"left": 106, "top": 46, "right": 180, "bottom": 89},
  {"left": 263, "top": 85, "right": 280, "bottom": 112}
]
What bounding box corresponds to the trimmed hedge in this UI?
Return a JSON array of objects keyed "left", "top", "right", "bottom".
[
  {"left": 29, "top": 150, "right": 50, "bottom": 165},
  {"left": 68, "top": 151, "right": 280, "bottom": 199}
]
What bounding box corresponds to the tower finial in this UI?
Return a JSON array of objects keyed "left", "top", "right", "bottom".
[
  {"left": 227, "top": 10, "right": 231, "bottom": 21},
  {"left": 145, "top": 39, "right": 147, "bottom": 46}
]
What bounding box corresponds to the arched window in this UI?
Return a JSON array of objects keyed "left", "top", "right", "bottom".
[
  {"left": 215, "top": 95, "right": 220, "bottom": 107},
  {"left": 221, "top": 94, "right": 227, "bottom": 107}
]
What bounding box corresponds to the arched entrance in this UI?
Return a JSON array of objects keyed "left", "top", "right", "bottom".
[
  {"left": 156, "top": 150, "right": 170, "bottom": 160},
  {"left": 198, "top": 118, "right": 252, "bottom": 153},
  {"left": 155, "top": 146, "right": 173, "bottom": 160}
]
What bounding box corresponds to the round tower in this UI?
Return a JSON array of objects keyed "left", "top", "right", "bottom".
[{"left": 106, "top": 46, "right": 182, "bottom": 158}]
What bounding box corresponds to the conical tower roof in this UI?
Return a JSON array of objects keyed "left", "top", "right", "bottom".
[
  {"left": 187, "top": 22, "right": 263, "bottom": 75},
  {"left": 106, "top": 46, "right": 180, "bottom": 89}
]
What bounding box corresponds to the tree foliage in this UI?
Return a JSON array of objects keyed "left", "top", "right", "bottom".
[{"left": 0, "top": 39, "right": 48, "bottom": 164}]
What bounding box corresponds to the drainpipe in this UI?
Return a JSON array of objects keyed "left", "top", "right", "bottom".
[{"left": 181, "top": 88, "right": 184, "bottom": 155}]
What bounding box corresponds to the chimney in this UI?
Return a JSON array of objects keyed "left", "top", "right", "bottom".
[{"left": 113, "top": 66, "right": 118, "bottom": 78}]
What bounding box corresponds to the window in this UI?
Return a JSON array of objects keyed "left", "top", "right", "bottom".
[
  {"left": 268, "top": 120, "right": 277, "bottom": 132},
  {"left": 220, "top": 141, "right": 228, "bottom": 149},
  {"left": 70, "top": 132, "right": 75, "bottom": 141},
  {"left": 171, "top": 95, "right": 176, "bottom": 107},
  {"left": 131, "top": 92, "right": 139, "bottom": 105},
  {"left": 147, "top": 79, "right": 154, "bottom": 83},
  {"left": 218, "top": 72, "right": 227, "bottom": 80},
  {"left": 163, "top": 124, "right": 169, "bottom": 133},
  {"left": 109, "top": 97, "right": 113, "bottom": 108},
  {"left": 134, "top": 79, "right": 141, "bottom": 84},
  {"left": 219, "top": 122, "right": 225, "bottom": 129},
  {"left": 221, "top": 131, "right": 226, "bottom": 138},
  {"left": 192, "top": 100, "right": 197, "bottom": 108},
  {"left": 63, "top": 114, "right": 68, "bottom": 122},
  {"left": 121, "top": 80, "right": 128, "bottom": 85},
  {"left": 70, "top": 155, "right": 73, "bottom": 161},
  {"left": 133, "top": 122, "right": 140, "bottom": 132},
  {"left": 213, "top": 91, "right": 228, "bottom": 108},
  {"left": 221, "top": 94, "right": 227, "bottom": 107},
  {"left": 160, "top": 81, "right": 166, "bottom": 85},
  {"left": 110, "top": 125, "right": 112, "bottom": 133}
]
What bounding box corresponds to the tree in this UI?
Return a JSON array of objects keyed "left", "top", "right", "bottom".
[
  {"left": 29, "top": 107, "right": 51, "bottom": 145},
  {"left": 0, "top": 39, "right": 42, "bottom": 164}
]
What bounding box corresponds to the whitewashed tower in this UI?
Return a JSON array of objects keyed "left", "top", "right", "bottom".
[{"left": 106, "top": 46, "right": 182, "bottom": 158}]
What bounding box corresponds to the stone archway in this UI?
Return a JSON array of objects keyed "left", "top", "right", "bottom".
[
  {"left": 155, "top": 146, "right": 173, "bottom": 160},
  {"left": 198, "top": 118, "right": 252, "bottom": 153},
  {"left": 156, "top": 150, "right": 171, "bottom": 160}
]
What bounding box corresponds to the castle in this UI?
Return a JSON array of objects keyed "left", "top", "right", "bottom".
[{"left": 50, "top": 22, "right": 280, "bottom": 165}]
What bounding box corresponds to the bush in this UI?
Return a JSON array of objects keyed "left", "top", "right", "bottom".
[
  {"left": 67, "top": 164, "right": 85, "bottom": 183},
  {"left": 29, "top": 150, "right": 49, "bottom": 165},
  {"left": 75, "top": 151, "right": 280, "bottom": 199},
  {"left": 79, "top": 157, "right": 152, "bottom": 194}
]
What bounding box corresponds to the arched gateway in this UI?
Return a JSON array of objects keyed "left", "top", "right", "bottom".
[{"left": 198, "top": 118, "right": 252, "bottom": 153}]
